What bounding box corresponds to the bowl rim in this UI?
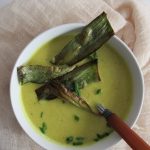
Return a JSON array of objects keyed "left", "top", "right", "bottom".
[{"left": 10, "top": 23, "right": 144, "bottom": 150}]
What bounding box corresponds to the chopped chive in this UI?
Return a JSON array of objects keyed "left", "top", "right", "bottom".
[
  {"left": 74, "top": 115, "right": 80, "bottom": 122},
  {"left": 39, "top": 127, "right": 44, "bottom": 134},
  {"left": 93, "top": 138, "right": 99, "bottom": 142},
  {"left": 95, "top": 89, "right": 101, "bottom": 95},
  {"left": 97, "top": 133, "right": 102, "bottom": 139},
  {"left": 76, "top": 137, "right": 84, "bottom": 141},
  {"left": 74, "top": 82, "right": 80, "bottom": 96},
  {"left": 40, "top": 112, "right": 43, "bottom": 118},
  {"left": 66, "top": 136, "right": 85, "bottom": 145},
  {"left": 66, "top": 136, "right": 73, "bottom": 143},
  {"left": 97, "top": 133, "right": 110, "bottom": 138},
  {"left": 73, "top": 142, "right": 83, "bottom": 146},
  {"left": 106, "top": 122, "right": 111, "bottom": 127},
  {"left": 62, "top": 100, "right": 66, "bottom": 104},
  {"left": 39, "top": 122, "right": 47, "bottom": 134},
  {"left": 94, "top": 132, "right": 110, "bottom": 141},
  {"left": 105, "top": 132, "right": 110, "bottom": 136}
]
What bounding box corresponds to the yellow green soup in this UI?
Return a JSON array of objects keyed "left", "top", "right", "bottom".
[{"left": 20, "top": 33, "right": 133, "bottom": 146}]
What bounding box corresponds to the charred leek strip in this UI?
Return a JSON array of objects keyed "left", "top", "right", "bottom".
[
  {"left": 17, "top": 65, "right": 75, "bottom": 84},
  {"left": 52, "top": 12, "right": 114, "bottom": 65},
  {"left": 35, "top": 60, "right": 100, "bottom": 100},
  {"left": 46, "top": 80, "right": 95, "bottom": 114},
  {"left": 66, "top": 59, "right": 100, "bottom": 89}
]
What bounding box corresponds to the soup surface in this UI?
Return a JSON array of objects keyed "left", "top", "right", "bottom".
[{"left": 20, "top": 33, "right": 133, "bottom": 146}]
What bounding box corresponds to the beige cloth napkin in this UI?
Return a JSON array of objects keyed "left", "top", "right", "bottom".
[{"left": 0, "top": 0, "right": 150, "bottom": 149}]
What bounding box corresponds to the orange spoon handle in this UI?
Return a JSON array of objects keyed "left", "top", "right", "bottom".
[
  {"left": 96, "top": 105, "right": 150, "bottom": 150},
  {"left": 107, "top": 113, "right": 150, "bottom": 150}
]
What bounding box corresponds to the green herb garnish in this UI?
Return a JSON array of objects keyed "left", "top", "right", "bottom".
[
  {"left": 73, "top": 142, "right": 83, "bottom": 146},
  {"left": 93, "top": 138, "right": 99, "bottom": 142},
  {"left": 74, "top": 82, "right": 80, "bottom": 96},
  {"left": 97, "top": 133, "right": 102, "bottom": 139},
  {"left": 66, "top": 136, "right": 85, "bottom": 145},
  {"left": 39, "top": 122, "right": 47, "bottom": 134},
  {"left": 74, "top": 115, "right": 80, "bottom": 122},
  {"left": 66, "top": 136, "right": 74, "bottom": 143},
  {"left": 62, "top": 100, "right": 66, "bottom": 104},
  {"left": 97, "top": 132, "right": 109, "bottom": 139},
  {"left": 40, "top": 112, "right": 43, "bottom": 118},
  {"left": 94, "top": 132, "right": 110, "bottom": 142},
  {"left": 76, "top": 137, "right": 84, "bottom": 140},
  {"left": 95, "top": 89, "right": 101, "bottom": 95}
]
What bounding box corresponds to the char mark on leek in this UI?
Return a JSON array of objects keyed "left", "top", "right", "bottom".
[
  {"left": 66, "top": 136, "right": 85, "bottom": 146},
  {"left": 52, "top": 12, "right": 114, "bottom": 66},
  {"left": 93, "top": 132, "right": 112, "bottom": 141}
]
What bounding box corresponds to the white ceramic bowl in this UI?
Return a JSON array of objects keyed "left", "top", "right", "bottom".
[{"left": 10, "top": 23, "right": 144, "bottom": 150}]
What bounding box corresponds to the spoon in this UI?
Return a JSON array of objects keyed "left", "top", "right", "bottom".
[{"left": 97, "top": 104, "right": 150, "bottom": 150}]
